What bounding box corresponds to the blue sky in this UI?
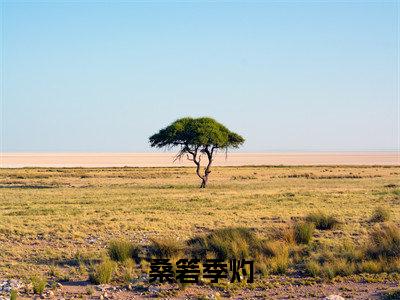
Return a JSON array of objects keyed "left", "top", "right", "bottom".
[{"left": 2, "top": 1, "right": 398, "bottom": 152}]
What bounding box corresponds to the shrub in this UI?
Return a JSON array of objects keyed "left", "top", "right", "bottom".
[
  {"left": 258, "top": 240, "right": 281, "bottom": 257},
  {"left": 89, "top": 260, "right": 115, "bottom": 284},
  {"left": 387, "top": 258, "right": 400, "bottom": 273},
  {"left": 268, "top": 255, "right": 289, "bottom": 275},
  {"left": 188, "top": 227, "right": 259, "bottom": 260},
  {"left": 266, "top": 243, "right": 290, "bottom": 274},
  {"left": 272, "top": 225, "right": 296, "bottom": 245},
  {"left": 254, "top": 257, "right": 269, "bottom": 276},
  {"left": 366, "top": 223, "right": 400, "bottom": 259},
  {"left": 108, "top": 239, "right": 139, "bottom": 262},
  {"left": 148, "top": 238, "right": 183, "bottom": 259},
  {"left": 306, "top": 212, "right": 340, "bottom": 230},
  {"left": 306, "top": 258, "right": 355, "bottom": 279},
  {"left": 306, "top": 242, "right": 360, "bottom": 278},
  {"left": 320, "top": 263, "right": 336, "bottom": 279},
  {"left": 370, "top": 206, "right": 391, "bottom": 223},
  {"left": 338, "top": 240, "right": 362, "bottom": 262},
  {"left": 10, "top": 289, "right": 17, "bottom": 300},
  {"left": 294, "top": 222, "right": 315, "bottom": 244},
  {"left": 330, "top": 258, "right": 356, "bottom": 276},
  {"left": 31, "top": 276, "right": 47, "bottom": 294},
  {"left": 305, "top": 260, "right": 321, "bottom": 277},
  {"left": 359, "top": 260, "right": 382, "bottom": 274},
  {"left": 253, "top": 241, "right": 291, "bottom": 275},
  {"left": 120, "top": 259, "right": 136, "bottom": 283}
]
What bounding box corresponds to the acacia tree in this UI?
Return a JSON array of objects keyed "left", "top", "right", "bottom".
[{"left": 149, "top": 117, "right": 245, "bottom": 188}]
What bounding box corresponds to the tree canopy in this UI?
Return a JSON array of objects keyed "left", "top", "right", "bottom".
[
  {"left": 149, "top": 117, "right": 245, "bottom": 188},
  {"left": 149, "top": 117, "right": 244, "bottom": 150}
]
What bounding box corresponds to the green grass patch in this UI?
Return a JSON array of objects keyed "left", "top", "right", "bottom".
[
  {"left": 89, "top": 259, "right": 115, "bottom": 284},
  {"left": 370, "top": 206, "right": 391, "bottom": 223},
  {"left": 306, "top": 212, "right": 340, "bottom": 230}
]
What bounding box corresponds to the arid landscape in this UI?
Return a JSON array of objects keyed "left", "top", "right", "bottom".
[
  {"left": 1, "top": 159, "right": 399, "bottom": 299},
  {"left": 3, "top": 0, "right": 398, "bottom": 298},
  {"left": 2, "top": 152, "right": 399, "bottom": 168}
]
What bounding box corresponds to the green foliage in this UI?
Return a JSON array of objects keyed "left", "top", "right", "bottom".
[
  {"left": 89, "top": 260, "right": 115, "bottom": 284},
  {"left": 188, "top": 227, "right": 259, "bottom": 260},
  {"left": 10, "top": 289, "right": 17, "bottom": 300},
  {"left": 366, "top": 223, "right": 400, "bottom": 259},
  {"left": 149, "top": 117, "right": 245, "bottom": 187},
  {"left": 305, "top": 258, "right": 355, "bottom": 279},
  {"left": 305, "top": 260, "right": 321, "bottom": 277},
  {"left": 108, "top": 239, "right": 136, "bottom": 262},
  {"left": 265, "top": 242, "right": 290, "bottom": 274},
  {"left": 370, "top": 206, "right": 391, "bottom": 223},
  {"left": 306, "top": 212, "right": 340, "bottom": 230},
  {"left": 294, "top": 221, "right": 315, "bottom": 244},
  {"left": 115, "top": 259, "right": 137, "bottom": 283},
  {"left": 338, "top": 239, "right": 362, "bottom": 262},
  {"left": 303, "top": 234, "right": 400, "bottom": 279},
  {"left": 148, "top": 238, "right": 184, "bottom": 259},
  {"left": 187, "top": 227, "right": 292, "bottom": 275},
  {"left": 30, "top": 276, "right": 47, "bottom": 294},
  {"left": 359, "top": 260, "right": 382, "bottom": 274},
  {"left": 149, "top": 117, "right": 244, "bottom": 149}
]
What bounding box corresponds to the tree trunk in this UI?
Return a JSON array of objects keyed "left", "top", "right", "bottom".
[
  {"left": 198, "top": 146, "right": 213, "bottom": 188},
  {"left": 187, "top": 145, "right": 214, "bottom": 189},
  {"left": 200, "top": 175, "right": 208, "bottom": 188}
]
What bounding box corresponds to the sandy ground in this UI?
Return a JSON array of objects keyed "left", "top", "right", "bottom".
[{"left": 1, "top": 152, "right": 399, "bottom": 168}]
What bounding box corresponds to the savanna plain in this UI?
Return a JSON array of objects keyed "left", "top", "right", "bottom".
[{"left": 1, "top": 165, "right": 400, "bottom": 299}]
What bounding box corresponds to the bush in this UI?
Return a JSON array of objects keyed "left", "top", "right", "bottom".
[
  {"left": 370, "top": 206, "right": 391, "bottom": 223},
  {"left": 278, "top": 226, "right": 296, "bottom": 244},
  {"left": 10, "top": 289, "right": 17, "bottom": 300},
  {"left": 305, "top": 241, "right": 361, "bottom": 278},
  {"left": 108, "top": 239, "right": 141, "bottom": 262},
  {"left": 30, "top": 276, "right": 47, "bottom": 294},
  {"left": 188, "top": 227, "right": 259, "bottom": 260},
  {"left": 258, "top": 240, "right": 281, "bottom": 257},
  {"left": 366, "top": 223, "right": 400, "bottom": 259},
  {"left": 338, "top": 240, "right": 362, "bottom": 262},
  {"left": 330, "top": 258, "right": 356, "bottom": 276},
  {"left": 306, "top": 212, "right": 340, "bottom": 230},
  {"left": 306, "top": 258, "right": 355, "bottom": 279},
  {"left": 359, "top": 260, "right": 382, "bottom": 274},
  {"left": 387, "top": 258, "right": 400, "bottom": 273},
  {"left": 294, "top": 222, "right": 315, "bottom": 244},
  {"left": 305, "top": 260, "right": 321, "bottom": 277},
  {"left": 254, "top": 241, "right": 290, "bottom": 275},
  {"left": 320, "top": 263, "right": 336, "bottom": 279},
  {"left": 148, "top": 238, "right": 183, "bottom": 259},
  {"left": 89, "top": 260, "right": 115, "bottom": 284},
  {"left": 254, "top": 257, "right": 269, "bottom": 276},
  {"left": 120, "top": 259, "right": 136, "bottom": 283},
  {"left": 266, "top": 243, "right": 290, "bottom": 274}
]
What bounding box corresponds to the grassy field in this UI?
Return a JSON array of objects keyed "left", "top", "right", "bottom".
[{"left": 1, "top": 166, "right": 399, "bottom": 298}]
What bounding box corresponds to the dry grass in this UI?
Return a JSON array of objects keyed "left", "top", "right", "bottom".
[
  {"left": 294, "top": 221, "right": 315, "bottom": 244},
  {"left": 0, "top": 166, "right": 399, "bottom": 281},
  {"left": 305, "top": 212, "right": 340, "bottom": 230},
  {"left": 366, "top": 223, "right": 400, "bottom": 259},
  {"left": 370, "top": 206, "right": 391, "bottom": 223},
  {"left": 88, "top": 259, "right": 115, "bottom": 284}
]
